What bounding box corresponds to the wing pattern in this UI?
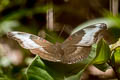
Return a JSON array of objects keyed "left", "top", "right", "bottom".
[
  {"left": 7, "top": 23, "right": 107, "bottom": 64},
  {"left": 7, "top": 32, "right": 62, "bottom": 62},
  {"left": 61, "top": 23, "right": 107, "bottom": 64}
]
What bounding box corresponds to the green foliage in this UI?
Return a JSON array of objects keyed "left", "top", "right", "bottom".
[
  {"left": 0, "top": 20, "right": 19, "bottom": 36},
  {"left": 111, "top": 47, "right": 120, "bottom": 79},
  {"left": 110, "top": 38, "right": 120, "bottom": 79},
  {"left": 92, "top": 39, "right": 111, "bottom": 72},
  {"left": 0, "top": 67, "right": 11, "bottom": 80},
  {"left": 0, "top": 0, "right": 54, "bottom": 80},
  {"left": 93, "top": 39, "right": 111, "bottom": 64},
  {"left": 0, "top": 0, "right": 53, "bottom": 37},
  {"left": 26, "top": 56, "right": 54, "bottom": 80}
]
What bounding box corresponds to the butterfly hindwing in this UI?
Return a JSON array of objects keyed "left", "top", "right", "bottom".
[
  {"left": 7, "top": 31, "right": 62, "bottom": 62},
  {"left": 61, "top": 23, "right": 107, "bottom": 64}
]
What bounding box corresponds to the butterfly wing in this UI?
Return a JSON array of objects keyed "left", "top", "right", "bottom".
[
  {"left": 61, "top": 23, "right": 107, "bottom": 64},
  {"left": 7, "top": 31, "right": 62, "bottom": 62}
]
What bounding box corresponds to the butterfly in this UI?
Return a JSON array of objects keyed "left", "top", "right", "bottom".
[{"left": 7, "top": 23, "right": 107, "bottom": 64}]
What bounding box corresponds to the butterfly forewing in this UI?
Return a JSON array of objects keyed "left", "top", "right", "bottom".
[{"left": 7, "top": 32, "right": 62, "bottom": 62}]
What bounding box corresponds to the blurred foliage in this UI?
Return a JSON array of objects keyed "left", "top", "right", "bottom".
[
  {"left": 0, "top": 0, "right": 53, "bottom": 36},
  {"left": 110, "top": 38, "right": 120, "bottom": 79},
  {"left": 0, "top": 0, "right": 65, "bottom": 80},
  {"left": 0, "top": 0, "right": 120, "bottom": 80}
]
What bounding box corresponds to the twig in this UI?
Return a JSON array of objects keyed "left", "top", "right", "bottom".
[
  {"left": 110, "top": 0, "right": 119, "bottom": 16},
  {"left": 46, "top": 8, "right": 54, "bottom": 31}
]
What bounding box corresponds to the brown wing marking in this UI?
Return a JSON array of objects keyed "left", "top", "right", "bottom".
[
  {"left": 29, "top": 34, "right": 62, "bottom": 62},
  {"left": 7, "top": 32, "right": 62, "bottom": 62},
  {"left": 61, "top": 30, "right": 90, "bottom": 64},
  {"left": 61, "top": 45, "right": 91, "bottom": 64},
  {"left": 61, "top": 23, "right": 107, "bottom": 64}
]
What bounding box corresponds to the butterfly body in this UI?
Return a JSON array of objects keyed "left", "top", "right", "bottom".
[{"left": 7, "top": 23, "right": 107, "bottom": 64}]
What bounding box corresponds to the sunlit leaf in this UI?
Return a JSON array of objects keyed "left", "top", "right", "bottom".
[
  {"left": 112, "top": 48, "right": 120, "bottom": 64},
  {"left": 92, "top": 39, "right": 111, "bottom": 64},
  {"left": 111, "top": 47, "right": 120, "bottom": 78},
  {"left": 110, "top": 38, "right": 120, "bottom": 51},
  {"left": 26, "top": 56, "right": 54, "bottom": 80}
]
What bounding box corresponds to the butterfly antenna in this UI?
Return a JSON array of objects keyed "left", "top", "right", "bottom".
[
  {"left": 58, "top": 25, "right": 65, "bottom": 38},
  {"left": 45, "top": 33, "right": 56, "bottom": 41}
]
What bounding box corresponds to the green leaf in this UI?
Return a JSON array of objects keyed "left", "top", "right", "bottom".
[
  {"left": 26, "top": 56, "right": 54, "bottom": 80},
  {"left": 110, "top": 38, "right": 120, "bottom": 51},
  {"left": 91, "top": 39, "right": 111, "bottom": 72},
  {"left": 113, "top": 48, "right": 120, "bottom": 64},
  {"left": 111, "top": 47, "right": 120, "bottom": 78},
  {"left": 64, "top": 69, "right": 84, "bottom": 80},
  {"left": 93, "top": 39, "right": 111, "bottom": 64}
]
